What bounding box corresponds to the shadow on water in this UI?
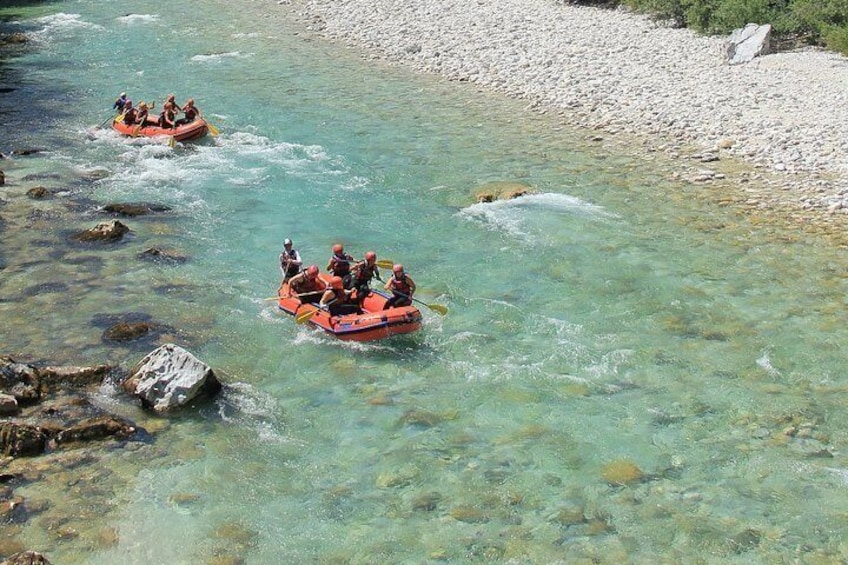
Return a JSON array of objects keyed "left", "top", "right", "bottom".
[{"left": 1, "top": 1, "right": 75, "bottom": 151}]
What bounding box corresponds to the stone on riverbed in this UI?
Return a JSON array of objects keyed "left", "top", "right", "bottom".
[
  {"left": 71, "top": 220, "right": 129, "bottom": 243},
  {"left": 123, "top": 344, "right": 222, "bottom": 412},
  {"left": 102, "top": 202, "right": 172, "bottom": 217},
  {"left": 474, "top": 181, "right": 535, "bottom": 203}
]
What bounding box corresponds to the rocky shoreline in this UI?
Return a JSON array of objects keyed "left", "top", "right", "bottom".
[{"left": 281, "top": 0, "right": 848, "bottom": 237}]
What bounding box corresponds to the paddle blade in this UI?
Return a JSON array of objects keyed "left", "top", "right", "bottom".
[
  {"left": 375, "top": 259, "right": 394, "bottom": 269},
  {"left": 295, "top": 307, "right": 318, "bottom": 324},
  {"left": 168, "top": 136, "right": 176, "bottom": 148},
  {"left": 207, "top": 122, "right": 220, "bottom": 136},
  {"left": 426, "top": 303, "right": 448, "bottom": 316}
]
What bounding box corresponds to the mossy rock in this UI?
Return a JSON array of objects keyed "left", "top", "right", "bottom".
[
  {"left": 600, "top": 459, "right": 644, "bottom": 486},
  {"left": 473, "top": 181, "right": 535, "bottom": 203}
]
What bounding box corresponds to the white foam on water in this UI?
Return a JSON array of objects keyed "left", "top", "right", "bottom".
[
  {"left": 190, "top": 51, "right": 253, "bottom": 63},
  {"left": 28, "top": 13, "right": 102, "bottom": 41},
  {"left": 116, "top": 14, "right": 159, "bottom": 25},
  {"left": 757, "top": 348, "right": 781, "bottom": 377},
  {"left": 459, "top": 192, "right": 616, "bottom": 241}
]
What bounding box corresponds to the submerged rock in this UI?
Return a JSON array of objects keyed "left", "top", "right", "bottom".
[
  {"left": 102, "top": 322, "right": 155, "bottom": 342},
  {"left": 0, "top": 551, "right": 52, "bottom": 565},
  {"left": 137, "top": 246, "right": 189, "bottom": 264},
  {"left": 102, "top": 202, "right": 172, "bottom": 217},
  {"left": 123, "top": 344, "right": 222, "bottom": 412},
  {"left": 26, "top": 187, "right": 52, "bottom": 199},
  {"left": 474, "top": 181, "right": 535, "bottom": 203},
  {"left": 71, "top": 220, "right": 129, "bottom": 243},
  {"left": 0, "top": 356, "right": 42, "bottom": 405},
  {"left": 54, "top": 416, "right": 136, "bottom": 445},
  {"left": 0, "top": 423, "right": 48, "bottom": 457},
  {"left": 600, "top": 459, "right": 644, "bottom": 486}
]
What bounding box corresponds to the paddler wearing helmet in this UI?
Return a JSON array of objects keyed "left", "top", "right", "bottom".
[
  {"left": 383, "top": 263, "right": 416, "bottom": 310},
  {"left": 279, "top": 237, "right": 303, "bottom": 281},
  {"left": 326, "top": 243, "right": 355, "bottom": 288},
  {"left": 350, "top": 251, "right": 381, "bottom": 307},
  {"left": 319, "top": 275, "right": 361, "bottom": 318},
  {"left": 288, "top": 264, "right": 326, "bottom": 303}
]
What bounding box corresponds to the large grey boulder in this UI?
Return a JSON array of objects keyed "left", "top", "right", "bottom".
[
  {"left": 123, "top": 344, "right": 222, "bottom": 412},
  {"left": 725, "top": 23, "right": 771, "bottom": 65}
]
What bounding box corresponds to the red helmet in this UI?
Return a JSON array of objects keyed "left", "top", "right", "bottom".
[
  {"left": 393, "top": 264, "right": 404, "bottom": 274},
  {"left": 306, "top": 265, "right": 319, "bottom": 278},
  {"left": 330, "top": 276, "right": 344, "bottom": 290},
  {"left": 332, "top": 244, "right": 344, "bottom": 254},
  {"left": 365, "top": 251, "right": 376, "bottom": 263}
]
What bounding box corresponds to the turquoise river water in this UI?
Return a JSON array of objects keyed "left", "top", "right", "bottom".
[{"left": 2, "top": 1, "right": 848, "bottom": 563}]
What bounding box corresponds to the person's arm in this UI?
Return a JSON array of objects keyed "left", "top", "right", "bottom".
[
  {"left": 407, "top": 276, "right": 416, "bottom": 295},
  {"left": 374, "top": 267, "right": 382, "bottom": 282},
  {"left": 319, "top": 289, "right": 333, "bottom": 306}
]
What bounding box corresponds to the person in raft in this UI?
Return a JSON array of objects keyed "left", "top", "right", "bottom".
[
  {"left": 113, "top": 92, "right": 129, "bottom": 112},
  {"left": 121, "top": 101, "right": 137, "bottom": 125},
  {"left": 350, "top": 251, "right": 381, "bottom": 307},
  {"left": 287, "top": 265, "right": 326, "bottom": 303},
  {"left": 383, "top": 264, "right": 416, "bottom": 310},
  {"left": 135, "top": 101, "right": 152, "bottom": 126},
  {"left": 319, "top": 276, "right": 361, "bottom": 317},
  {"left": 279, "top": 238, "right": 303, "bottom": 281},
  {"left": 326, "top": 243, "right": 355, "bottom": 289},
  {"left": 175, "top": 98, "right": 202, "bottom": 126},
  {"left": 158, "top": 99, "right": 178, "bottom": 129}
]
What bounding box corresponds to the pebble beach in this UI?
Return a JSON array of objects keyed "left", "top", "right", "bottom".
[{"left": 284, "top": 0, "right": 848, "bottom": 222}]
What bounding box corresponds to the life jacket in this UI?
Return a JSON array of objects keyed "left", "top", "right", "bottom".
[
  {"left": 122, "top": 108, "right": 137, "bottom": 125},
  {"left": 329, "top": 253, "right": 353, "bottom": 276},
  {"left": 183, "top": 106, "right": 199, "bottom": 121},
  {"left": 388, "top": 274, "right": 412, "bottom": 295},
  {"left": 281, "top": 249, "right": 300, "bottom": 274},
  {"left": 136, "top": 109, "right": 149, "bottom": 124},
  {"left": 355, "top": 263, "right": 377, "bottom": 283}
]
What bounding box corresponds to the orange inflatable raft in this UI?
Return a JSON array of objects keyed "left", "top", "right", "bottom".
[
  {"left": 277, "top": 275, "right": 422, "bottom": 342},
  {"left": 112, "top": 118, "right": 209, "bottom": 142}
]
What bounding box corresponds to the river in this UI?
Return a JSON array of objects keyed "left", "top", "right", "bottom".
[{"left": 2, "top": 1, "right": 848, "bottom": 562}]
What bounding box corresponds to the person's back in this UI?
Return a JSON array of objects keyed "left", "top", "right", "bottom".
[
  {"left": 289, "top": 265, "right": 324, "bottom": 303},
  {"left": 122, "top": 102, "right": 137, "bottom": 125},
  {"left": 159, "top": 102, "right": 177, "bottom": 129}
]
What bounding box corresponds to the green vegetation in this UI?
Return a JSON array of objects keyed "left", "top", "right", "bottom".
[{"left": 568, "top": 0, "right": 848, "bottom": 55}]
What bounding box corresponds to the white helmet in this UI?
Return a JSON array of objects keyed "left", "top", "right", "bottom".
[{"left": 284, "top": 238, "right": 292, "bottom": 246}]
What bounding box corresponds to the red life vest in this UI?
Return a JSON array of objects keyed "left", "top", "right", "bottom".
[
  {"left": 355, "top": 263, "right": 377, "bottom": 283},
  {"left": 329, "top": 253, "right": 353, "bottom": 276},
  {"left": 388, "top": 274, "right": 412, "bottom": 295}
]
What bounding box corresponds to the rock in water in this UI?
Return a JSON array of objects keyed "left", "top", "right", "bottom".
[{"left": 123, "top": 344, "right": 222, "bottom": 412}]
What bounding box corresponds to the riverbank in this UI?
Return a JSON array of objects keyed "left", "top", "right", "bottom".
[{"left": 281, "top": 0, "right": 848, "bottom": 238}]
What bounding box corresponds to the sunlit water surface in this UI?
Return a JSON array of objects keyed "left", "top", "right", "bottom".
[{"left": 2, "top": 1, "right": 848, "bottom": 563}]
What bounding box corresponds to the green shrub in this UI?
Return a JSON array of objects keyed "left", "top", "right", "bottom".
[{"left": 823, "top": 22, "right": 848, "bottom": 55}]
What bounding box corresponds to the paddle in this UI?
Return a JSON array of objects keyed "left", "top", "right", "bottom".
[
  {"left": 169, "top": 136, "right": 176, "bottom": 148},
  {"left": 262, "top": 289, "right": 326, "bottom": 301},
  {"left": 296, "top": 300, "right": 334, "bottom": 324},
  {"left": 97, "top": 114, "right": 118, "bottom": 129},
  {"left": 391, "top": 291, "right": 448, "bottom": 315},
  {"left": 206, "top": 121, "right": 220, "bottom": 136}
]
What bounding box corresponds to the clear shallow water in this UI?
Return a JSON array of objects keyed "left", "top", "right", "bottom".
[{"left": 3, "top": 1, "right": 848, "bottom": 563}]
